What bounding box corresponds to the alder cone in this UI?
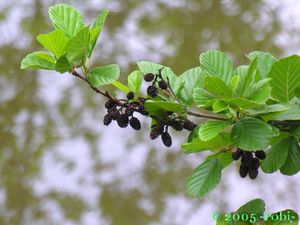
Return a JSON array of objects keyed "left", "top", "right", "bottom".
[
  {"left": 117, "top": 114, "right": 129, "bottom": 128},
  {"left": 161, "top": 132, "right": 172, "bottom": 147},
  {"left": 103, "top": 114, "right": 112, "bottom": 126},
  {"left": 130, "top": 117, "right": 141, "bottom": 130},
  {"left": 255, "top": 150, "right": 266, "bottom": 160},
  {"left": 144, "top": 73, "right": 155, "bottom": 82}
]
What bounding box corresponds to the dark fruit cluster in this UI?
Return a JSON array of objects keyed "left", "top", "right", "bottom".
[
  {"left": 102, "top": 92, "right": 143, "bottom": 131},
  {"left": 144, "top": 69, "right": 168, "bottom": 98},
  {"left": 232, "top": 149, "right": 266, "bottom": 179},
  {"left": 149, "top": 114, "right": 196, "bottom": 147}
]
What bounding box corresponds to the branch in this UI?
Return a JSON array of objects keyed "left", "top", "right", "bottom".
[
  {"left": 270, "top": 120, "right": 300, "bottom": 126},
  {"left": 187, "top": 110, "right": 228, "bottom": 121}
]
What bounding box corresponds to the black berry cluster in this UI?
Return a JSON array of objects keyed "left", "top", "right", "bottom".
[
  {"left": 149, "top": 113, "right": 196, "bottom": 147},
  {"left": 232, "top": 149, "right": 266, "bottom": 179},
  {"left": 102, "top": 92, "right": 143, "bottom": 130},
  {"left": 144, "top": 69, "right": 168, "bottom": 98}
]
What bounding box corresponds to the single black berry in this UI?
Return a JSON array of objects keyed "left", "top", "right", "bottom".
[
  {"left": 147, "top": 85, "right": 158, "bottom": 97},
  {"left": 103, "top": 114, "right": 112, "bottom": 126},
  {"left": 239, "top": 164, "right": 249, "bottom": 178},
  {"left": 158, "top": 80, "right": 168, "bottom": 89},
  {"left": 109, "top": 108, "right": 119, "bottom": 120},
  {"left": 144, "top": 73, "right": 155, "bottom": 82},
  {"left": 117, "top": 114, "right": 129, "bottom": 128},
  {"left": 255, "top": 150, "right": 266, "bottom": 160},
  {"left": 183, "top": 120, "right": 196, "bottom": 131},
  {"left": 125, "top": 107, "right": 134, "bottom": 117},
  {"left": 127, "top": 91, "right": 135, "bottom": 100},
  {"left": 251, "top": 158, "right": 260, "bottom": 170},
  {"left": 249, "top": 169, "right": 259, "bottom": 179},
  {"left": 161, "top": 132, "right": 172, "bottom": 147},
  {"left": 232, "top": 149, "right": 243, "bottom": 161},
  {"left": 130, "top": 117, "right": 141, "bottom": 130},
  {"left": 170, "top": 120, "right": 183, "bottom": 131},
  {"left": 105, "top": 99, "right": 115, "bottom": 109}
]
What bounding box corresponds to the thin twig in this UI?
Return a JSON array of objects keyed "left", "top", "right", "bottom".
[{"left": 187, "top": 110, "right": 228, "bottom": 121}]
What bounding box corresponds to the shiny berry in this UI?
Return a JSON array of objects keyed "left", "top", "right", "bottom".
[
  {"left": 130, "top": 117, "right": 141, "bottom": 130},
  {"left": 144, "top": 73, "right": 155, "bottom": 82},
  {"left": 161, "top": 132, "right": 172, "bottom": 147},
  {"left": 255, "top": 150, "right": 266, "bottom": 160},
  {"left": 158, "top": 80, "right": 168, "bottom": 89},
  {"left": 147, "top": 85, "right": 158, "bottom": 97},
  {"left": 127, "top": 91, "right": 135, "bottom": 100}
]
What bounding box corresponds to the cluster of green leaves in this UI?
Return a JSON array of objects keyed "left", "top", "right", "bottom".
[
  {"left": 21, "top": 4, "right": 300, "bottom": 200},
  {"left": 214, "top": 198, "right": 298, "bottom": 225}
]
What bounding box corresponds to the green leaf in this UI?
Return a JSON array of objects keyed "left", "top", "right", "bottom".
[
  {"left": 231, "top": 117, "right": 276, "bottom": 151},
  {"left": 128, "top": 70, "right": 143, "bottom": 93},
  {"left": 247, "top": 51, "right": 276, "bottom": 78},
  {"left": 268, "top": 55, "right": 300, "bottom": 102},
  {"left": 87, "top": 64, "right": 120, "bottom": 87},
  {"left": 198, "top": 121, "right": 230, "bottom": 141},
  {"left": 246, "top": 78, "right": 271, "bottom": 103},
  {"left": 144, "top": 100, "right": 185, "bottom": 114},
  {"left": 229, "top": 75, "right": 240, "bottom": 95},
  {"left": 227, "top": 97, "right": 262, "bottom": 109},
  {"left": 37, "top": 30, "right": 69, "bottom": 58},
  {"left": 178, "top": 67, "right": 203, "bottom": 105},
  {"left": 20, "top": 51, "right": 55, "bottom": 70},
  {"left": 236, "top": 59, "right": 257, "bottom": 97},
  {"left": 200, "top": 50, "right": 234, "bottom": 85},
  {"left": 88, "top": 9, "right": 109, "bottom": 58},
  {"left": 236, "top": 199, "right": 265, "bottom": 216},
  {"left": 280, "top": 136, "right": 300, "bottom": 175},
  {"left": 186, "top": 158, "right": 222, "bottom": 198},
  {"left": 193, "top": 88, "right": 215, "bottom": 108},
  {"left": 261, "top": 138, "right": 290, "bottom": 173},
  {"left": 55, "top": 55, "right": 71, "bottom": 73},
  {"left": 137, "top": 61, "right": 177, "bottom": 90},
  {"left": 213, "top": 100, "right": 228, "bottom": 113},
  {"left": 245, "top": 104, "right": 287, "bottom": 116},
  {"left": 265, "top": 210, "right": 299, "bottom": 225},
  {"left": 205, "top": 151, "right": 233, "bottom": 169},
  {"left": 48, "top": 4, "right": 85, "bottom": 38},
  {"left": 64, "top": 26, "right": 90, "bottom": 63},
  {"left": 182, "top": 133, "right": 232, "bottom": 154},
  {"left": 204, "top": 77, "right": 233, "bottom": 98},
  {"left": 112, "top": 81, "right": 130, "bottom": 93},
  {"left": 271, "top": 98, "right": 300, "bottom": 120}
]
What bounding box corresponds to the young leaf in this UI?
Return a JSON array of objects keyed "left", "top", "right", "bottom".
[
  {"left": 270, "top": 98, "right": 300, "bottom": 120},
  {"left": 87, "top": 64, "right": 120, "bottom": 87},
  {"left": 247, "top": 51, "right": 276, "bottom": 78},
  {"left": 64, "top": 26, "right": 90, "bottom": 63},
  {"left": 112, "top": 81, "right": 130, "bottom": 93},
  {"left": 193, "top": 88, "right": 215, "bottom": 108},
  {"left": 144, "top": 100, "right": 185, "bottom": 114},
  {"left": 236, "top": 199, "right": 265, "bottom": 216},
  {"left": 88, "top": 9, "right": 109, "bottom": 58},
  {"left": 182, "top": 133, "right": 232, "bottom": 154},
  {"left": 21, "top": 51, "right": 55, "bottom": 70},
  {"left": 268, "top": 55, "right": 300, "bottom": 102},
  {"left": 261, "top": 138, "right": 290, "bottom": 173},
  {"left": 280, "top": 136, "right": 300, "bottom": 175},
  {"left": 37, "top": 30, "right": 69, "bottom": 58},
  {"left": 186, "top": 158, "right": 222, "bottom": 198},
  {"left": 128, "top": 70, "right": 143, "bottom": 93},
  {"left": 48, "top": 4, "right": 85, "bottom": 38},
  {"left": 205, "top": 151, "right": 233, "bottom": 169},
  {"left": 236, "top": 58, "right": 257, "bottom": 97},
  {"left": 227, "top": 97, "right": 262, "bottom": 109},
  {"left": 246, "top": 79, "right": 271, "bottom": 103},
  {"left": 229, "top": 75, "right": 240, "bottom": 94},
  {"left": 212, "top": 100, "right": 228, "bottom": 113},
  {"left": 55, "top": 55, "right": 71, "bottom": 73},
  {"left": 178, "top": 67, "right": 203, "bottom": 105},
  {"left": 231, "top": 117, "right": 276, "bottom": 151},
  {"left": 198, "top": 120, "right": 230, "bottom": 141},
  {"left": 204, "top": 77, "right": 233, "bottom": 98},
  {"left": 200, "top": 50, "right": 234, "bottom": 85}
]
